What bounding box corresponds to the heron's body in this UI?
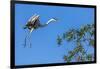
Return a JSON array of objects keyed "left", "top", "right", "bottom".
[{"left": 23, "top": 14, "right": 57, "bottom": 47}]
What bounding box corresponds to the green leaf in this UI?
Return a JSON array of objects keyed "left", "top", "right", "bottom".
[
  {"left": 63, "top": 55, "right": 68, "bottom": 61},
  {"left": 56, "top": 23, "right": 94, "bottom": 62},
  {"left": 86, "top": 54, "right": 93, "bottom": 61},
  {"left": 57, "top": 35, "right": 62, "bottom": 45},
  {"left": 89, "top": 39, "right": 94, "bottom": 47}
]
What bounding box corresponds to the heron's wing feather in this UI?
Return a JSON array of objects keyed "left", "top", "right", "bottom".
[
  {"left": 27, "top": 14, "right": 37, "bottom": 23},
  {"left": 36, "top": 18, "right": 41, "bottom": 26},
  {"left": 33, "top": 18, "right": 41, "bottom": 27},
  {"left": 25, "top": 14, "right": 37, "bottom": 28}
]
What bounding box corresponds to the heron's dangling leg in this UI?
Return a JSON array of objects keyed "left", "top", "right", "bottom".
[
  {"left": 28, "top": 33, "right": 32, "bottom": 48},
  {"left": 27, "top": 28, "right": 34, "bottom": 48},
  {"left": 23, "top": 30, "right": 29, "bottom": 48},
  {"left": 24, "top": 36, "right": 27, "bottom": 48},
  {"left": 23, "top": 28, "right": 34, "bottom": 48}
]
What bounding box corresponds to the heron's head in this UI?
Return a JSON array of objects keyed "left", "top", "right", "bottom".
[
  {"left": 50, "top": 18, "right": 58, "bottom": 23},
  {"left": 51, "top": 18, "right": 58, "bottom": 22},
  {"left": 52, "top": 18, "right": 58, "bottom": 21}
]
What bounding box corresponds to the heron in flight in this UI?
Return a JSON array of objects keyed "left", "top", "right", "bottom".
[
  {"left": 23, "top": 14, "right": 57, "bottom": 48},
  {"left": 24, "top": 14, "right": 57, "bottom": 34}
]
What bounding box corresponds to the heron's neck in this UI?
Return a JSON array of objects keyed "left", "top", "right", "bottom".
[{"left": 46, "top": 19, "right": 54, "bottom": 25}]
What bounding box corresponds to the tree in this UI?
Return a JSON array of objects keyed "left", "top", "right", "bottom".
[{"left": 57, "top": 23, "right": 94, "bottom": 62}]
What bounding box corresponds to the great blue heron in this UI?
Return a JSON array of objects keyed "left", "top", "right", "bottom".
[
  {"left": 24, "top": 14, "right": 57, "bottom": 33},
  {"left": 23, "top": 14, "right": 57, "bottom": 48}
]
